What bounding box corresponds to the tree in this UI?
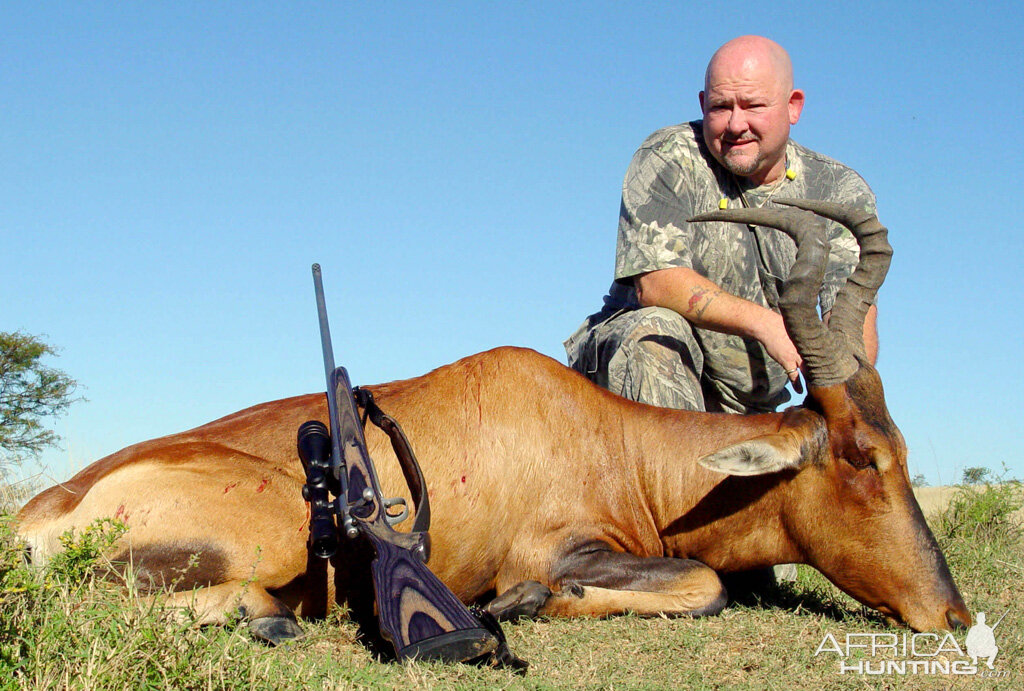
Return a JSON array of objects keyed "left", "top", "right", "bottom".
[
  {"left": 911, "top": 473, "right": 929, "bottom": 488},
  {"left": 961, "top": 466, "right": 991, "bottom": 486},
  {"left": 0, "top": 331, "right": 79, "bottom": 474}
]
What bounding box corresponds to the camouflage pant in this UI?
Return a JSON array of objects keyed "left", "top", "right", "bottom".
[
  {"left": 564, "top": 306, "right": 785, "bottom": 414},
  {"left": 565, "top": 306, "right": 710, "bottom": 411}
]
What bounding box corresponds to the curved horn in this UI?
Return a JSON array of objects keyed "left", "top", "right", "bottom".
[
  {"left": 688, "top": 207, "right": 858, "bottom": 386},
  {"left": 775, "top": 199, "right": 893, "bottom": 359}
]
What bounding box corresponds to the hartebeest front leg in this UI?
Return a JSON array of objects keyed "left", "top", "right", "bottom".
[
  {"left": 156, "top": 580, "right": 304, "bottom": 645},
  {"left": 488, "top": 541, "right": 727, "bottom": 620}
]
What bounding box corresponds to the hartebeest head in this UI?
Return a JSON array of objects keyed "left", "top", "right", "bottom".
[{"left": 690, "top": 200, "right": 970, "bottom": 631}]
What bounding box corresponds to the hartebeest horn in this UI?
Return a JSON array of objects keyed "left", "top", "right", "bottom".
[
  {"left": 688, "top": 206, "right": 858, "bottom": 386},
  {"left": 775, "top": 199, "right": 892, "bottom": 361}
]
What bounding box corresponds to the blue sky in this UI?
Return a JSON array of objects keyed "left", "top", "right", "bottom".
[{"left": 3, "top": 1, "right": 1022, "bottom": 488}]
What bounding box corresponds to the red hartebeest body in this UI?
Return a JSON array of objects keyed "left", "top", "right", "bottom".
[
  {"left": 17, "top": 201, "right": 970, "bottom": 641},
  {"left": 17, "top": 346, "right": 967, "bottom": 634}
]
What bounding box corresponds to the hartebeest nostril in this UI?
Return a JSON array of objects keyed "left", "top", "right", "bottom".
[{"left": 946, "top": 608, "right": 971, "bottom": 630}]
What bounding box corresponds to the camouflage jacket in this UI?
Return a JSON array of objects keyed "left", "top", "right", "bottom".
[{"left": 597, "top": 120, "right": 876, "bottom": 410}]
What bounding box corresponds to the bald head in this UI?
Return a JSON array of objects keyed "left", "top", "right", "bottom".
[
  {"left": 699, "top": 36, "right": 804, "bottom": 185},
  {"left": 705, "top": 36, "right": 794, "bottom": 96}
]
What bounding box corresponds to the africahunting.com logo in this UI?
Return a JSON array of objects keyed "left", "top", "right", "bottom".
[{"left": 814, "top": 611, "right": 1009, "bottom": 678}]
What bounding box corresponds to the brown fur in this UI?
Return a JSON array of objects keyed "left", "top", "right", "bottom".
[{"left": 17, "top": 346, "right": 968, "bottom": 633}]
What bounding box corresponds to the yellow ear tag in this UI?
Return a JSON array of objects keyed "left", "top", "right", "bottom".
[
  {"left": 786, "top": 168, "right": 797, "bottom": 180},
  {"left": 718, "top": 198, "right": 729, "bottom": 209}
]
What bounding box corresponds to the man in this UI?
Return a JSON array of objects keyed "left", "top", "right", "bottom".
[{"left": 565, "top": 36, "right": 878, "bottom": 414}]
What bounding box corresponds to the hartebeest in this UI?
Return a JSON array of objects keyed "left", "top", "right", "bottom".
[{"left": 17, "top": 200, "right": 969, "bottom": 646}]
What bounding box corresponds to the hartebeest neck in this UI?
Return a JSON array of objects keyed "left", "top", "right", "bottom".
[{"left": 625, "top": 403, "right": 806, "bottom": 571}]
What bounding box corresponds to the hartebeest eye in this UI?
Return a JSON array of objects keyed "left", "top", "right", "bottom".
[
  {"left": 844, "top": 454, "right": 875, "bottom": 471},
  {"left": 842, "top": 433, "right": 881, "bottom": 472}
]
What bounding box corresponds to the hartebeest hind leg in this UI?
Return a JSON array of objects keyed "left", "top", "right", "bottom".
[
  {"left": 17, "top": 443, "right": 316, "bottom": 646},
  {"left": 488, "top": 543, "right": 727, "bottom": 620}
]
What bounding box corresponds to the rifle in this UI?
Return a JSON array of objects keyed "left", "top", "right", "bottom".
[{"left": 297, "top": 263, "right": 522, "bottom": 668}]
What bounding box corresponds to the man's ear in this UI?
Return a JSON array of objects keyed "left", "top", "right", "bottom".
[
  {"left": 699, "top": 90, "right": 706, "bottom": 113},
  {"left": 788, "top": 89, "right": 805, "bottom": 125}
]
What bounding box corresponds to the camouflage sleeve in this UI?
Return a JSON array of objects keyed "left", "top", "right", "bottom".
[
  {"left": 614, "top": 146, "right": 700, "bottom": 283},
  {"left": 819, "top": 170, "right": 877, "bottom": 315}
]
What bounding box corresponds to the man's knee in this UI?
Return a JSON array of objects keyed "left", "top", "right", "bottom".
[
  {"left": 626, "top": 307, "right": 696, "bottom": 349},
  {"left": 618, "top": 308, "right": 700, "bottom": 365},
  {"left": 608, "top": 308, "right": 706, "bottom": 410}
]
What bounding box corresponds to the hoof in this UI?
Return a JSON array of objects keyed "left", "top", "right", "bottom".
[
  {"left": 485, "top": 580, "right": 552, "bottom": 622},
  {"left": 249, "top": 615, "right": 304, "bottom": 645}
]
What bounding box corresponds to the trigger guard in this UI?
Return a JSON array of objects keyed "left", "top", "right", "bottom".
[{"left": 383, "top": 496, "right": 409, "bottom": 526}]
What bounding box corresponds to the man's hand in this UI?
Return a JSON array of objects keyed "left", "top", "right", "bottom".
[
  {"left": 635, "top": 267, "right": 803, "bottom": 391},
  {"left": 752, "top": 310, "right": 803, "bottom": 393}
]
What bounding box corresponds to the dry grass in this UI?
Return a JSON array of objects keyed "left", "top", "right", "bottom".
[{"left": 1, "top": 482, "right": 1020, "bottom": 690}]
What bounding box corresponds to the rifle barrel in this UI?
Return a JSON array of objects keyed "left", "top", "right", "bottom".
[{"left": 311, "top": 264, "right": 349, "bottom": 498}]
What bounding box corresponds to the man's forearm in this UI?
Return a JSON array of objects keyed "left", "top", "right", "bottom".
[
  {"left": 635, "top": 267, "right": 775, "bottom": 339},
  {"left": 634, "top": 266, "right": 801, "bottom": 374}
]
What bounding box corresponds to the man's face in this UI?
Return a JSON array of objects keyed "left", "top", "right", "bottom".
[{"left": 700, "top": 58, "right": 803, "bottom": 185}]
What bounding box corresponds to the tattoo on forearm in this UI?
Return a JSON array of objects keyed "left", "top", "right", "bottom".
[{"left": 687, "top": 286, "right": 721, "bottom": 319}]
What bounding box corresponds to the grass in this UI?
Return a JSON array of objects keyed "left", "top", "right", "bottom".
[{"left": 0, "top": 482, "right": 1020, "bottom": 690}]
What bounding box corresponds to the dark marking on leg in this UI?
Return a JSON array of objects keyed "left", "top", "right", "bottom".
[
  {"left": 550, "top": 539, "right": 705, "bottom": 591},
  {"left": 548, "top": 539, "right": 727, "bottom": 617},
  {"left": 108, "top": 541, "right": 228, "bottom": 593}
]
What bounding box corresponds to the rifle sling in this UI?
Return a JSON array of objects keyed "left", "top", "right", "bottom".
[{"left": 353, "top": 387, "right": 431, "bottom": 534}]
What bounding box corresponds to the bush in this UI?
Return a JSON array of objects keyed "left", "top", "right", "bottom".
[
  {"left": 936, "top": 475, "right": 1022, "bottom": 545},
  {"left": 932, "top": 472, "right": 1022, "bottom": 652}
]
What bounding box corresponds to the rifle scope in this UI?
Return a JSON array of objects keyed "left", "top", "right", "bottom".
[{"left": 297, "top": 420, "right": 341, "bottom": 559}]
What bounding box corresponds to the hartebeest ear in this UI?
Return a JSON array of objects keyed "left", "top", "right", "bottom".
[{"left": 698, "top": 408, "right": 826, "bottom": 477}]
